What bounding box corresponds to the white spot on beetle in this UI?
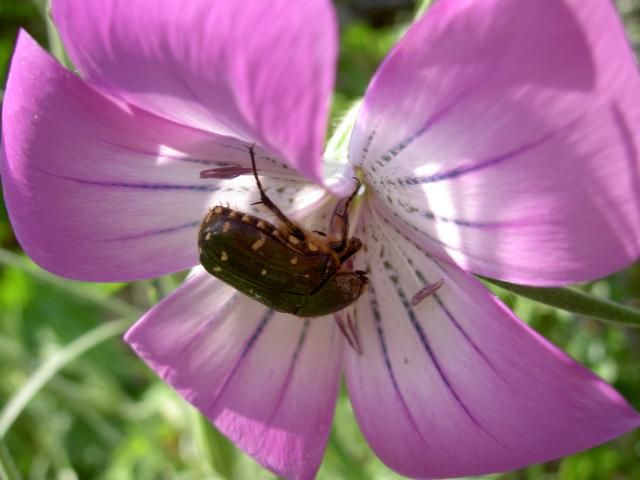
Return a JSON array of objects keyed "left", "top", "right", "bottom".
[
  {"left": 306, "top": 241, "right": 318, "bottom": 252},
  {"left": 252, "top": 236, "right": 266, "bottom": 250},
  {"left": 290, "top": 257, "right": 298, "bottom": 265},
  {"left": 288, "top": 235, "right": 300, "bottom": 245},
  {"left": 261, "top": 269, "right": 268, "bottom": 276},
  {"left": 221, "top": 251, "right": 228, "bottom": 261},
  {"left": 223, "top": 222, "right": 231, "bottom": 233},
  {"left": 213, "top": 266, "right": 222, "bottom": 272},
  {"left": 205, "top": 232, "right": 212, "bottom": 241},
  {"left": 213, "top": 206, "right": 223, "bottom": 215},
  {"left": 241, "top": 215, "right": 251, "bottom": 223}
]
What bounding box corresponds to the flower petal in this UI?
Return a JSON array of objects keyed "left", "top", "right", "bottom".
[
  {"left": 0, "top": 33, "right": 328, "bottom": 282},
  {"left": 344, "top": 206, "right": 640, "bottom": 479},
  {"left": 352, "top": 0, "right": 640, "bottom": 285},
  {"left": 51, "top": 0, "right": 337, "bottom": 184},
  {"left": 125, "top": 270, "right": 343, "bottom": 480}
]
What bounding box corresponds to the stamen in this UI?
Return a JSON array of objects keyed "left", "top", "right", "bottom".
[
  {"left": 200, "top": 166, "right": 253, "bottom": 179},
  {"left": 411, "top": 278, "right": 445, "bottom": 306},
  {"left": 335, "top": 311, "right": 362, "bottom": 355}
]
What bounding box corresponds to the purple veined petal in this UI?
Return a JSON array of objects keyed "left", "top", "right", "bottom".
[
  {"left": 51, "top": 0, "right": 338, "bottom": 185},
  {"left": 351, "top": 0, "right": 640, "bottom": 285},
  {"left": 0, "top": 33, "right": 329, "bottom": 282},
  {"left": 125, "top": 270, "right": 343, "bottom": 480},
  {"left": 343, "top": 205, "right": 640, "bottom": 479}
]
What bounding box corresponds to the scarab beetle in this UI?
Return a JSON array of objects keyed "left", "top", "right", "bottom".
[{"left": 198, "top": 146, "right": 368, "bottom": 317}]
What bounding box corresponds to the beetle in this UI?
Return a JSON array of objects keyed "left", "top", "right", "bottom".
[{"left": 198, "top": 146, "right": 367, "bottom": 317}]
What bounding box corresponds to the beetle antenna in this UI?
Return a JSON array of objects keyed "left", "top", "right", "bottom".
[{"left": 249, "top": 145, "right": 306, "bottom": 239}]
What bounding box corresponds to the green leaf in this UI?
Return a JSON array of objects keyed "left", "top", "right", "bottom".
[
  {"left": 482, "top": 277, "right": 640, "bottom": 328},
  {"left": 192, "top": 410, "right": 237, "bottom": 479},
  {"left": 0, "top": 439, "right": 22, "bottom": 480},
  {"left": 325, "top": 99, "right": 362, "bottom": 164},
  {"left": 0, "top": 319, "right": 130, "bottom": 438},
  {"left": 0, "top": 248, "right": 140, "bottom": 318},
  {"left": 414, "top": 0, "right": 434, "bottom": 19}
]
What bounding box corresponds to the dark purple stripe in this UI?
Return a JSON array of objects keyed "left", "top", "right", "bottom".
[
  {"left": 367, "top": 277, "right": 428, "bottom": 442},
  {"left": 98, "top": 134, "right": 279, "bottom": 167},
  {"left": 180, "top": 293, "right": 240, "bottom": 354},
  {"left": 290, "top": 319, "right": 310, "bottom": 365},
  {"left": 360, "top": 127, "right": 377, "bottom": 165},
  {"left": 374, "top": 199, "right": 458, "bottom": 252},
  {"left": 396, "top": 130, "right": 559, "bottom": 186},
  {"left": 95, "top": 138, "right": 221, "bottom": 166},
  {"left": 37, "top": 168, "right": 219, "bottom": 192},
  {"left": 432, "top": 291, "right": 506, "bottom": 383},
  {"left": 207, "top": 310, "right": 274, "bottom": 415},
  {"left": 105, "top": 220, "right": 201, "bottom": 241},
  {"left": 373, "top": 199, "right": 503, "bottom": 266},
  {"left": 239, "top": 310, "right": 273, "bottom": 359},
  {"left": 377, "top": 219, "right": 510, "bottom": 386},
  {"left": 370, "top": 184, "right": 520, "bottom": 229},
  {"left": 414, "top": 209, "right": 515, "bottom": 229},
  {"left": 378, "top": 257, "right": 502, "bottom": 443},
  {"left": 375, "top": 89, "right": 470, "bottom": 167},
  {"left": 266, "top": 319, "right": 311, "bottom": 424}
]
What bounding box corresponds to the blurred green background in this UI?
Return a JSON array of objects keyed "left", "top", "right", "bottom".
[{"left": 0, "top": 0, "right": 639, "bottom": 479}]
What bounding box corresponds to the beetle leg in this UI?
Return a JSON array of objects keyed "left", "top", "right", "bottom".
[
  {"left": 338, "top": 237, "right": 363, "bottom": 263},
  {"left": 328, "top": 177, "right": 361, "bottom": 253},
  {"left": 249, "top": 145, "right": 306, "bottom": 240}
]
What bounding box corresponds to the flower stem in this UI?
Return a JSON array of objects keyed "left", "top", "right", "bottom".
[{"left": 482, "top": 277, "right": 640, "bottom": 328}]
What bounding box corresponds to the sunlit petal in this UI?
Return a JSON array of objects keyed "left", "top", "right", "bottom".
[
  {"left": 0, "top": 33, "right": 327, "bottom": 281},
  {"left": 51, "top": 0, "right": 337, "bottom": 184},
  {"left": 352, "top": 0, "right": 640, "bottom": 285},
  {"left": 344, "top": 206, "right": 639, "bottom": 478},
  {"left": 126, "top": 270, "right": 343, "bottom": 480}
]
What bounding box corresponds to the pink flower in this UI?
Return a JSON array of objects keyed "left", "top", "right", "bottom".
[{"left": 2, "top": 0, "right": 640, "bottom": 479}]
